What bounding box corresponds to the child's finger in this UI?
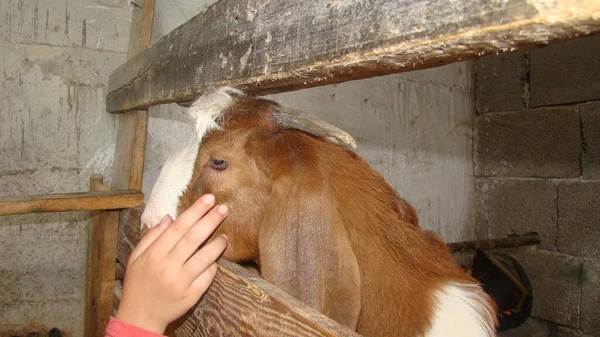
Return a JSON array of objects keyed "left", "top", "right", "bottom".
[
  {"left": 182, "top": 234, "right": 228, "bottom": 284},
  {"left": 153, "top": 194, "right": 216, "bottom": 250},
  {"left": 128, "top": 215, "right": 172, "bottom": 267},
  {"left": 168, "top": 206, "right": 228, "bottom": 264},
  {"left": 186, "top": 263, "right": 219, "bottom": 303}
]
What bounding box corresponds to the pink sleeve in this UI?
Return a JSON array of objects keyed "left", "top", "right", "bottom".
[{"left": 105, "top": 317, "right": 167, "bottom": 337}]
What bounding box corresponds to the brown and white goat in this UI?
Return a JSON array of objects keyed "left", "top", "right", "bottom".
[{"left": 141, "top": 87, "right": 498, "bottom": 337}]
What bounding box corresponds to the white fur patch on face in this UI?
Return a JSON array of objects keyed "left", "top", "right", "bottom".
[
  {"left": 140, "top": 140, "right": 200, "bottom": 229},
  {"left": 141, "top": 87, "right": 244, "bottom": 229},
  {"left": 426, "top": 282, "right": 497, "bottom": 337},
  {"left": 188, "top": 86, "right": 245, "bottom": 139}
]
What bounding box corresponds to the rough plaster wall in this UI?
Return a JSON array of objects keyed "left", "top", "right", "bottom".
[
  {"left": 143, "top": 0, "right": 476, "bottom": 243},
  {"left": 0, "top": 1, "right": 133, "bottom": 335}
]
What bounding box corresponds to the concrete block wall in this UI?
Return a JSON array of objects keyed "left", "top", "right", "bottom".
[
  {"left": 475, "top": 33, "right": 600, "bottom": 337},
  {"left": 0, "top": 1, "right": 133, "bottom": 336}
]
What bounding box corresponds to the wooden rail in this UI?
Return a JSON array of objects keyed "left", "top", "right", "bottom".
[
  {"left": 0, "top": 189, "right": 143, "bottom": 216},
  {"left": 106, "top": 0, "right": 600, "bottom": 113}
]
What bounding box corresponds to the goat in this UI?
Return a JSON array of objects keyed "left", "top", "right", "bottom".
[{"left": 141, "top": 87, "right": 498, "bottom": 337}]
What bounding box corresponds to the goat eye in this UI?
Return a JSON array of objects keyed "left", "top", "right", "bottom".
[{"left": 209, "top": 157, "right": 229, "bottom": 171}]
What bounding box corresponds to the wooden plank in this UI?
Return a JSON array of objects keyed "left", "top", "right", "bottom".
[
  {"left": 171, "top": 259, "right": 362, "bottom": 337},
  {"left": 106, "top": 0, "right": 600, "bottom": 113},
  {"left": 116, "top": 208, "right": 360, "bottom": 337},
  {"left": 0, "top": 189, "right": 144, "bottom": 216},
  {"left": 85, "top": 175, "right": 121, "bottom": 337},
  {"left": 111, "top": 111, "right": 149, "bottom": 190},
  {"left": 116, "top": 207, "right": 144, "bottom": 266}
]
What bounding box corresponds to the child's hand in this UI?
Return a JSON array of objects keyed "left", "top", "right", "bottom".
[{"left": 115, "top": 194, "right": 229, "bottom": 334}]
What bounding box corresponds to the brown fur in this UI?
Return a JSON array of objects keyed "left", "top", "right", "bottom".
[{"left": 178, "top": 97, "right": 496, "bottom": 336}]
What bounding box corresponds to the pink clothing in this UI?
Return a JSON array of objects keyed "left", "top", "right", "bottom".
[{"left": 105, "top": 317, "right": 166, "bottom": 337}]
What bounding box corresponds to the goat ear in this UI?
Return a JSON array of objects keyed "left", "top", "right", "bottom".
[{"left": 258, "top": 175, "right": 361, "bottom": 329}]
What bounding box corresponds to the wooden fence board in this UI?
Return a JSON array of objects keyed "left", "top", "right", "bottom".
[
  {"left": 0, "top": 189, "right": 143, "bottom": 215},
  {"left": 106, "top": 0, "right": 600, "bottom": 113}
]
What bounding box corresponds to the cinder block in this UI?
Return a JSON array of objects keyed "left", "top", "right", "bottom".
[
  {"left": 581, "top": 102, "right": 600, "bottom": 179},
  {"left": 558, "top": 182, "right": 600, "bottom": 259},
  {"left": 530, "top": 34, "right": 600, "bottom": 107},
  {"left": 556, "top": 326, "right": 594, "bottom": 337},
  {"left": 581, "top": 260, "right": 600, "bottom": 335},
  {"left": 476, "top": 52, "right": 528, "bottom": 114},
  {"left": 476, "top": 178, "right": 557, "bottom": 250},
  {"left": 502, "top": 248, "right": 582, "bottom": 327},
  {"left": 475, "top": 107, "right": 581, "bottom": 177},
  {"left": 498, "top": 317, "right": 550, "bottom": 337}
]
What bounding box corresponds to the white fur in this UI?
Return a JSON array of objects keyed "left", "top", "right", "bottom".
[
  {"left": 425, "top": 282, "right": 497, "bottom": 337},
  {"left": 140, "top": 141, "right": 200, "bottom": 228},
  {"left": 141, "top": 87, "right": 242, "bottom": 228},
  {"left": 187, "top": 86, "right": 245, "bottom": 140}
]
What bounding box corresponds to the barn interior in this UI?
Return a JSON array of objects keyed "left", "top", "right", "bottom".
[{"left": 0, "top": 0, "right": 599, "bottom": 336}]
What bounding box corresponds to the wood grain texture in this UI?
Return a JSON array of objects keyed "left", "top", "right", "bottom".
[
  {"left": 116, "top": 208, "right": 361, "bottom": 337},
  {"left": 0, "top": 189, "right": 144, "bottom": 215},
  {"left": 85, "top": 175, "right": 121, "bottom": 337},
  {"left": 111, "top": 110, "right": 149, "bottom": 190},
  {"left": 106, "top": 0, "right": 600, "bottom": 113},
  {"left": 116, "top": 207, "right": 144, "bottom": 267},
  {"left": 171, "top": 260, "right": 362, "bottom": 337}
]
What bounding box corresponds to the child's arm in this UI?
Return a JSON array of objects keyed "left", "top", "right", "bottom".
[
  {"left": 106, "top": 194, "right": 229, "bottom": 336},
  {"left": 105, "top": 317, "right": 166, "bottom": 337}
]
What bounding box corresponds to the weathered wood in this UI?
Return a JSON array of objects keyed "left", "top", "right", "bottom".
[
  {"left": 106, "top": 0, "right": 600, "bottom": 113},
  {"left": 128, "top": 0, "right": 156, "bottom": 58},
  {"left": 111, "top": 111, "right": 149, "bottom": 190},
  {"left": 447, "top": 233, "right": 541, "bottom": 253},
  {"left": 116, "top": 207, "right": 145, "bottom": 267},
  {"left": 115, "top": 261, "right": 126, "bottom": 280},
  {"left": 116, "top": 208, "right": 361, "bottom": 337},
  {"left": 85, "top": 175, "right": 121, "bottom": 337},
  {"left": 0, "top": 189, "right": 144, "bottom": 216},
  {"left": 171, "top": 259, "right": 362, "bottom": 337}
]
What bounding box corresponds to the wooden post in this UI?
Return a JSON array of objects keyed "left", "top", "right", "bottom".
[
  {"left": 85, "top": 175, "right": 121, "bottom": 337},
  {"left": 91, "top": 1, "right": 155, "bottom": 334},
  {"left": 110, "top": 0, "right": 155, "bottom": 193}
]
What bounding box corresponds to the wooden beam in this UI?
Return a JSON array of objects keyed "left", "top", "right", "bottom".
[
  {"left": 116, "top": 207, "right": 360, "bottom": 337},
  {"left": 85, "top": 175, "right": 121, "bottom": 337},
  {"left": 106, "top": 0, "right": 600, "bottom": 113},
  {"left": 0, "top": 189, "right": 144, "bottom": 216}
]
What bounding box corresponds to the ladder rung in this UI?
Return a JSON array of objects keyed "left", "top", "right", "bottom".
[{"left": 0, "top": 190, "right": 144, "bottom": 216}]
